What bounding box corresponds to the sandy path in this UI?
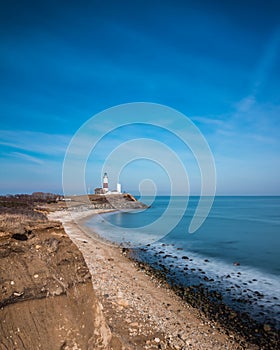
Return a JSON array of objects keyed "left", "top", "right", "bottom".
[{"left": 48, "top": 209, "right": 255, "bottom": 350}]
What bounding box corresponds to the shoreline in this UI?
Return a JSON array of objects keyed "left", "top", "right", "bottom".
[
  {"left": 130, "top": 248, "right": 280, "bottom": 349},
  {"left": 48, "top": 207, "right": 260, "bottom": 349}
]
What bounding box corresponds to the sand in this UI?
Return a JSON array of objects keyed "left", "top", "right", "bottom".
[{"left": 48, "top": 208, "right": 256, "bottom": 350}]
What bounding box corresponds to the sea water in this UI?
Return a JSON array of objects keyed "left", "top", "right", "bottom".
[{"left": 85, "top": 196, "right": 280, "bottom": 328}]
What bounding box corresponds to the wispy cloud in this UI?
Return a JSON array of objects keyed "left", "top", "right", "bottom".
[
  {"left": 234, "top": 95, "right": 256, "bottom": 114},
  {"left": 11, "top": 151, "right": 44, "bottom": 165},
  {"left": 252, "top": 25, "right": 280, "bottom": 92},
  {"left": 0, "top": 130, "right": 70, "bottom": 157},
  {"left": 191, "top": 116, "right": 227, "bottom": 127}
]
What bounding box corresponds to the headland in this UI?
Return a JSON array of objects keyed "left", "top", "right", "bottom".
[{"left": 0, "top": 193, "right": 277, "bottom": 349}]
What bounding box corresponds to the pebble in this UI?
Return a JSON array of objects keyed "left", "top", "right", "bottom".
[
  {"left": 117, "top": 299, "right": 129, "bottom": 307},
  {"left": 130, "top": 322, "right": 139, "bottom": 327}
]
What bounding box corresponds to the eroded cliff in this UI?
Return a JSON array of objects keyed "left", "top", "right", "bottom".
[{"left": 0, "top": 207, "right": 122, "bottom": 350}]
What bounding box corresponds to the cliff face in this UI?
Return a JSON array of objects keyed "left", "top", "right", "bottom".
[{"left": 0, "top": 216, "right": 120, "bottom": 350}]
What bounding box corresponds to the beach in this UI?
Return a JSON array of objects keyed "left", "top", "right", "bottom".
[{"left": 48, "top": 207, "right": 258, "bottom": 350}]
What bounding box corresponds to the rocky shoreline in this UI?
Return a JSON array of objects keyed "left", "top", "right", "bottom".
[
  {"left": 1, "top": 194, "right": 278, "bottom": 349},
  {"left": 51, "top": 199, "right": 279, "bottom": 349},
  {"left": 75, "top": 195, "right": 280, "bottom": 349},
  {"left": 57, "top": 207, "right": 254, "bottom": 349},
  {"left": 127, "top": 250, "right": 280, "bottom": 350}
]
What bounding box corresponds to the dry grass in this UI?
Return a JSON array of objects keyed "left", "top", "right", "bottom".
[
  {"left": 0, "top": 193, "right": 53, "bottom": 232},
  {"left": 0, "top": 212, "right": 47, "bottom": 233}
]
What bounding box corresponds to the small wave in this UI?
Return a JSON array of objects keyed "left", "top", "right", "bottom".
[{"left": 135, "top": 241, "right": 280, "bottom": 329}]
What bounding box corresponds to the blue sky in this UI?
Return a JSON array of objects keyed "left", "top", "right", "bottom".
[{"left": 1, "top": 0, "right": 280, "bottom": 195}]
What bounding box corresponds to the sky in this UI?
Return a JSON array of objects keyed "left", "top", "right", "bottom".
[{"left": 0, "top": 0, "right": 280, "bottom": 195}]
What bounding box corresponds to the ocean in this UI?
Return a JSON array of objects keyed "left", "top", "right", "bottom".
[{"left": 85, "top": 196, "right": 280, "bottom": 329}]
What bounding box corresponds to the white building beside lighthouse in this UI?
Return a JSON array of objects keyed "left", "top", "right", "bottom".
[{"left": 117, "top": 183, "right": 122, "bottom": 193}]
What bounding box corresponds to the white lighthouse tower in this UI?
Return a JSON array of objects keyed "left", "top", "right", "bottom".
[{"left": 102, "top": 172, "right": 109, "bottom": 193}]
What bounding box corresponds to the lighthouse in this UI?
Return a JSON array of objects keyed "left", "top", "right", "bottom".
[{"left": 102, "top": 172, "right": 109, "bottom": 193}]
